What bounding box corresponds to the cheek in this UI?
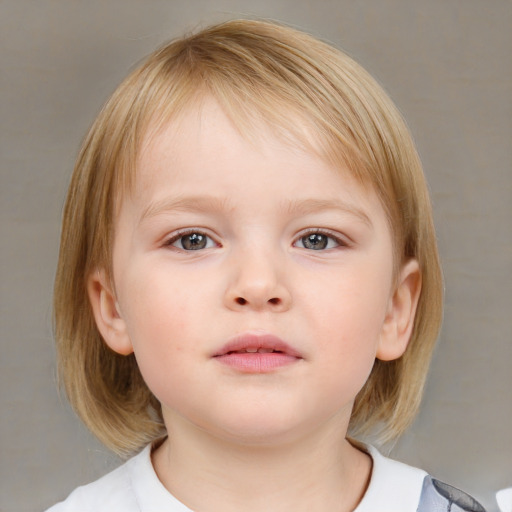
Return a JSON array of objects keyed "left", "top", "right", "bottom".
[
  {"left": 308, "top": 266, "right": 390, "bottom": 340},
  {"left": 116, "top": 272, "right": 196, "bottom": 392},
  {"left": 119, "top": 263, "right": 190, "bottom": 334},
  {"left": 305, "top": 266, "right": 391, "bottom": 387}
]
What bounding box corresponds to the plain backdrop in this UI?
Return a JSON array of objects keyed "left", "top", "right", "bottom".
[{"left": 1, "top": 1, "right": 511, "bottom": 511}]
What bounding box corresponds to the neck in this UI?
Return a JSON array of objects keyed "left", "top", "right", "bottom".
[{"left": 152, "top": 414, "right": 372, "bottom": 512}]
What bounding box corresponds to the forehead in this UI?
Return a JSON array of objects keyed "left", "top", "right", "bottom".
[
  {"left": 134, "top": 96, "right": 366, "bottom": 196},
  {"left": 122, "top": 98, "right": 383, "bottom": 230},
  {"left": 136, "top": 100, "right": 315, "bottom": 194}
]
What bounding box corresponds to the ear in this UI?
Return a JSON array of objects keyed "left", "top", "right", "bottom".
[
  {"left": 376, "top": 259, "right": 422, "bottom": 361},
  {"left": 87, "top": 269, "right": 134, "bottom": 355}
]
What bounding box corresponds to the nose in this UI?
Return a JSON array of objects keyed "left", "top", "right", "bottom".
[{"left": 224, "top": 247, "right": 292, "bottom": 312}]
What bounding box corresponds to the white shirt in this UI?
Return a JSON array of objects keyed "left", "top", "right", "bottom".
[{"left": 46, "top": 444, "right": 429, "bottom": 512}]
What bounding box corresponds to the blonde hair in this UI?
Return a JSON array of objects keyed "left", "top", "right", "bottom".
[{"left": 54, "top": 19, "right": 443, "bottom": 457}]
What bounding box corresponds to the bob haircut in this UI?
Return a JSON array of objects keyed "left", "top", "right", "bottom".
[{"left": 54, "top": 19, "right": 443, "bottom": 457}]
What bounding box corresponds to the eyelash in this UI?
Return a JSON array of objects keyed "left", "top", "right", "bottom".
[
  {"left": 293, "top": 229, "right": 349, "bottom": 251},
  {"left": 163, "top": 228, "right": 349, "bottom": 252},
  {"left": 163, "top": 229, "right": 219, "bottom": 251}
]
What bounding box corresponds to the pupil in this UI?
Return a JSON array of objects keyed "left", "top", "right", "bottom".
[
  {"left": 182, "top": 233, "right": 206, "bottom": 250},
  {"left": 304, "top": 234, "right": 327, "bottom": 250}
]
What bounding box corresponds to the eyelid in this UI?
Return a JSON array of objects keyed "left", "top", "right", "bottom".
[
  {"left": 162, "top": 228, "right": 221, "bottom": 249},
  {"left": 293, "top": 228, "right": 351, "bottom": 248}
]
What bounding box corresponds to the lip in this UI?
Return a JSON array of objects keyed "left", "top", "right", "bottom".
[{"left": 213, "top": 331, "right": 303, "bottom": 373}]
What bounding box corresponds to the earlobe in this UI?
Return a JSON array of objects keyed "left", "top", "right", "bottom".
[
  {"left": 87, "top": 269, "right": 134, "bottom": 356},
  {"left": 376, "top": 259, "right": 422, "bottom": 361}
]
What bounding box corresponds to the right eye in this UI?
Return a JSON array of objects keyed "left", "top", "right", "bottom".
[{"left": 166, "top": 231, "right": 217, "bottom": 251}]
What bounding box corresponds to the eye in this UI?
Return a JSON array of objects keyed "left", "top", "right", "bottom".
[
  {"left": 167, "top": 231, "right": 217, "bottom": 251},
  {"left": 294, "top": 231, "right": 344, "bottom": 250}
]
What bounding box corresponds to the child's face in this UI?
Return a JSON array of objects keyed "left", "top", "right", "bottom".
[{"left": 90, "top": 98, "right": 418, "bottom": 445}]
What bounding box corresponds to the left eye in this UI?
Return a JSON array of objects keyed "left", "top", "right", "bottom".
[
  {"left": 294, "top": 232, "right": 341, "bottom": 250},
  {"left": 168, "top": 232, "right": 216, "bottom": 251}
]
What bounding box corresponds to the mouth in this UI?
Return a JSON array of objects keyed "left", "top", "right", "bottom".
[
  {"left": 213, "top": 332, "right": 303, "bottom": 373},
  {"left": 224, "top": 347, "right": 285, "bottom": 354}
]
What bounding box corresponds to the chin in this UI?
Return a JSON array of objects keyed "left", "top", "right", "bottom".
[
  {"left": 213, "top": 424, "right": 305, "bottom": 448},
  {"left": 198, "top": 406, "right": 323, "bottom": 448}
]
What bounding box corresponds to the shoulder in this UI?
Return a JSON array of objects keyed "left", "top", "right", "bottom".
[
  {"left": 417, "top": 476, "right": 487, "bottom": 512},
  {"left": 355, "top": 444, "right": 487, "bottom": 512},
  {"left": 45, "top": 444, "right": 192, "bottom": 512},
  {"left": 355, "top": 444, "right": 428, "bottom": 512},
  {"left": 45, "top": 447, "right": 147, "bottom": 512}
]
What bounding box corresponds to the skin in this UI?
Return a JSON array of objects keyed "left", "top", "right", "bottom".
[{"left": 88, "top": 98, "right": 421, "bottom": 512}]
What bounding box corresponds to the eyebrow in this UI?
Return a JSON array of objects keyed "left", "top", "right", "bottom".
[
  {"left": 139, "top": 195, "right": 372, "bottom": 228},
  {"left": 283, "top": 198, "right": 373, "bottom": 227},
  {"left": 139, "top": 195, "right": 233, "bottom": 224}
]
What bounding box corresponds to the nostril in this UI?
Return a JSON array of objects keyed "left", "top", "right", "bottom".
[{"left": 233, "top": 297, "right": 282, "bottom": 306}]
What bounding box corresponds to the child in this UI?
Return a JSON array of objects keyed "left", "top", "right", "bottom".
[{"left": 47, "top": 19, "right": 486, "bottom": 512}]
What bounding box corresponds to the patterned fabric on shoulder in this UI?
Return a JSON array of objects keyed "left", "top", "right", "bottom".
[{"left": 417, "top": 476, "right": 487, "bottom": 512}]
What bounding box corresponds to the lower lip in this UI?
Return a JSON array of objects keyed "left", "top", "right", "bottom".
[{"left": 214, "top": 353, "right": 300, "bottom": 373}]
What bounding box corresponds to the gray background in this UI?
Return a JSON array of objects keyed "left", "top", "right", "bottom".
[{"left": 1, "top": 1, "right": 511, "bottom": 511}]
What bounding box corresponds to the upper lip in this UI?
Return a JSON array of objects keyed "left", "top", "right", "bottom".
[{"left": 213, "top": 331, "right": 303, "bottom": 358}]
